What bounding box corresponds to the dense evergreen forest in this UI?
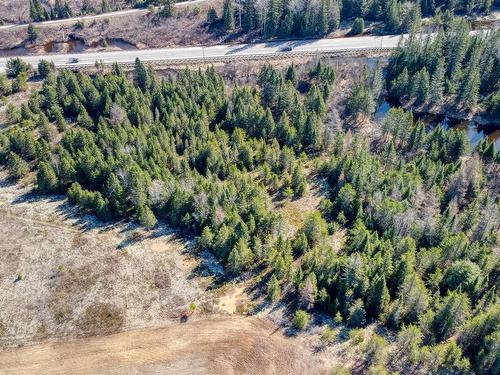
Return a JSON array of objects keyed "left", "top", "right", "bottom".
[
  {"left": 219, "top": 0, "right": 497, "bottom": 37},
  {"left": 387, "top": 20, "right": 500, "bottom": 115},
  {"left": 0, "top": 55, "right": 498, "bottom": 374},
  {"left": 28, "top": 0, "right": 497, "bottom": 35}
]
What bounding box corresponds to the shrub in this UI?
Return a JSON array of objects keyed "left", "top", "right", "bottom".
[
  {"left": 351, "top": 18, "right": 364, "bottom": 35},
  {"left": 320, "top": 326, "right": 336, "bottom": 345},
  {"left": 293, "top": 309, "right": 310, "bottom": 329},
  {"left": 349, "top": 328, "right": 365, "bottom": 345}
]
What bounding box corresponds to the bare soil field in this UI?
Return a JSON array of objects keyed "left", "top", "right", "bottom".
[{"left": 0, "top": 316, "right": 331, "bottom": 375}]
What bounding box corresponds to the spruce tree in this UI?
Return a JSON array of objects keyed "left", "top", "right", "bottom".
[
  {"left": 458, "top": 44, "right": 481, "bottom": 109},
  {"left": 368, "top": 275, "right": 390, "bottom": 319},
  {"left": 413, "top": 68, "right": 430, "bottom": 104},
  {"left": 429, "top": 56, "right": 445, "bottom": 105}
]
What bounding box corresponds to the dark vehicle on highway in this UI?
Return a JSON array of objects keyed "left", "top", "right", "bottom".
[{"left": 69, "top": 57, "right": 79, "bottom": 63}]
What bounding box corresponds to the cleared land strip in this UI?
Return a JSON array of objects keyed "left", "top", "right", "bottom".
[
  {"left": 0, "top": 316, "right": 327, "bottom": 375},
  {"left": 0, "top": 0, "right": 209, "bottom": 31},
  {"left": 0, "top": 35, "right": 402, "bottom": 72}
]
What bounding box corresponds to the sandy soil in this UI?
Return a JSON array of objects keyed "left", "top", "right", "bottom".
[{"left": 0, "top": 316, "right": 330, "bottom": 375}]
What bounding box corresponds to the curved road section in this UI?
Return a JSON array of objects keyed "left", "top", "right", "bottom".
[{"left": 0, "top": 35, "right": 402, "bottom": 72}]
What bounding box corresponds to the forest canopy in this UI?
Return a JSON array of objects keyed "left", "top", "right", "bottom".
[{"left": 0, "top": 57, "right": 498, "bottom": 374}]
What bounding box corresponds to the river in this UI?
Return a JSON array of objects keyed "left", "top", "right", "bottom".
[{"left": 375, "top": 101, "right": 500, "bottom": 150}]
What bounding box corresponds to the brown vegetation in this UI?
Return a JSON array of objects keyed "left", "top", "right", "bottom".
[
  {"left": 0, "top": 316, "right": 331, "bottom": 375},
  {"left": 0, "top": 0, "right": 223, "bottom": 51},
  {"left": 0, "top": 170, "right": 205, "bottom": 347}
]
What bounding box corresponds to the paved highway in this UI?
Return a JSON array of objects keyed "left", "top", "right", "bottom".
[
  {"left": 0, "top": 35, "right": 402, "bottom": 72},
  {"left": 0, "top": 0, "right": 208, "bottom": 30}
]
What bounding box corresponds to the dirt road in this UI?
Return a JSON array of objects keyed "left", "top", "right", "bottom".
[{"left": 0, "top": 316, "right": 327, "bottom": 375}]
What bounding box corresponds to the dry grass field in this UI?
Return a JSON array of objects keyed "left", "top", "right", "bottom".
[
  {"left": 0, "top": 316, "right": 332, "bottom": 375},
  {"left": 0, "top": 170, "right": 207, "bottom": 347}
]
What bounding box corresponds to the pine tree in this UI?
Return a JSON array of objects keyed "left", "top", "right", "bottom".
[
  {"left": 346, "top": 84, "right": 375, "bottom": 117},
  {"left": 351, "top": 17, "right": 365, "bottom": 35},
  {"left": 227, "top": 238, "right": 254, "bottom": 273},
  {"left": 348, "top": 299, "right": 367, "bottom": 327},
  {"left": 291, "top": 164, "right": 307, "bottom": 197},
  {"left": 320, "top": 0, "right": 329, "bottom": 34},
  {"left": 369, "top": 60, "right": 384, "bottom": 100},
  {"left": 159, "top": 0, "right": 174, "bottom": 18},
  {"left": 77, "top": 108, "right": 94, "bottom": 129},
  {"left": 385, "top": 0, "right": 401, "bottom": 32},
  {"left": 241, "top": 0, "right": 255, "bottom": 32},
  {"left": 412, "top": 68, "right": 430, "bottom": 104},
  {"left": 38, "top": 60, "right": 55, "bottom": 79},
  {"left": 285, "top": 63, "right": 298, "bottom": 87},
  {"left": 101, "top": 0, "right": 111, "bottom": 13},
  {"left": 7, "top": 152, "right": 29, "bottom": 180},
  {"left": 223, "top": 0, "right": 235, "bottom": 30},
  {"left": 37, "top": 161, "right": 59, "bottom": 194},
  {"left": 261, "top": 108, "right": 276, "bottom": 139},
  {"left": 134, "top": 58, "right": 149, "bottom": 91},
  {"left": 307, "top": 84, "right": 327, "bottom": 115},
  {"left": 303, "top": 114, "right": 321, "bottom": 148},
  {"left": 81, "top": 0, "right": 95, "bottom": 15},
  {"left": 207, "top": 7, "right": 218, "bottom": 23},
  {"left": 266, "top": 0, "right": 282, "bottom": 35},
  {"left": 27, "top": 24, "right": 38, "bottom": 42},
  {"left": 300, "top": 273, "right": 318, "bottom": 310},
  {"left": 30, "top": 0, "right": 48, "bottom": 22},
  {"left": 432, "top": 291, "right": 471, "bottom": 342},
  {"left": 137, "top": 204, "right": 157, "bottom": 228},
  {"left": 391, "top": 67, "right": 409, "bottom": 98},
  {"left": 267, "top": 274, "right": 281, "bottom": 302},
  {"left": 329, "top": 0, "right": 341, "bottom": 31}
]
